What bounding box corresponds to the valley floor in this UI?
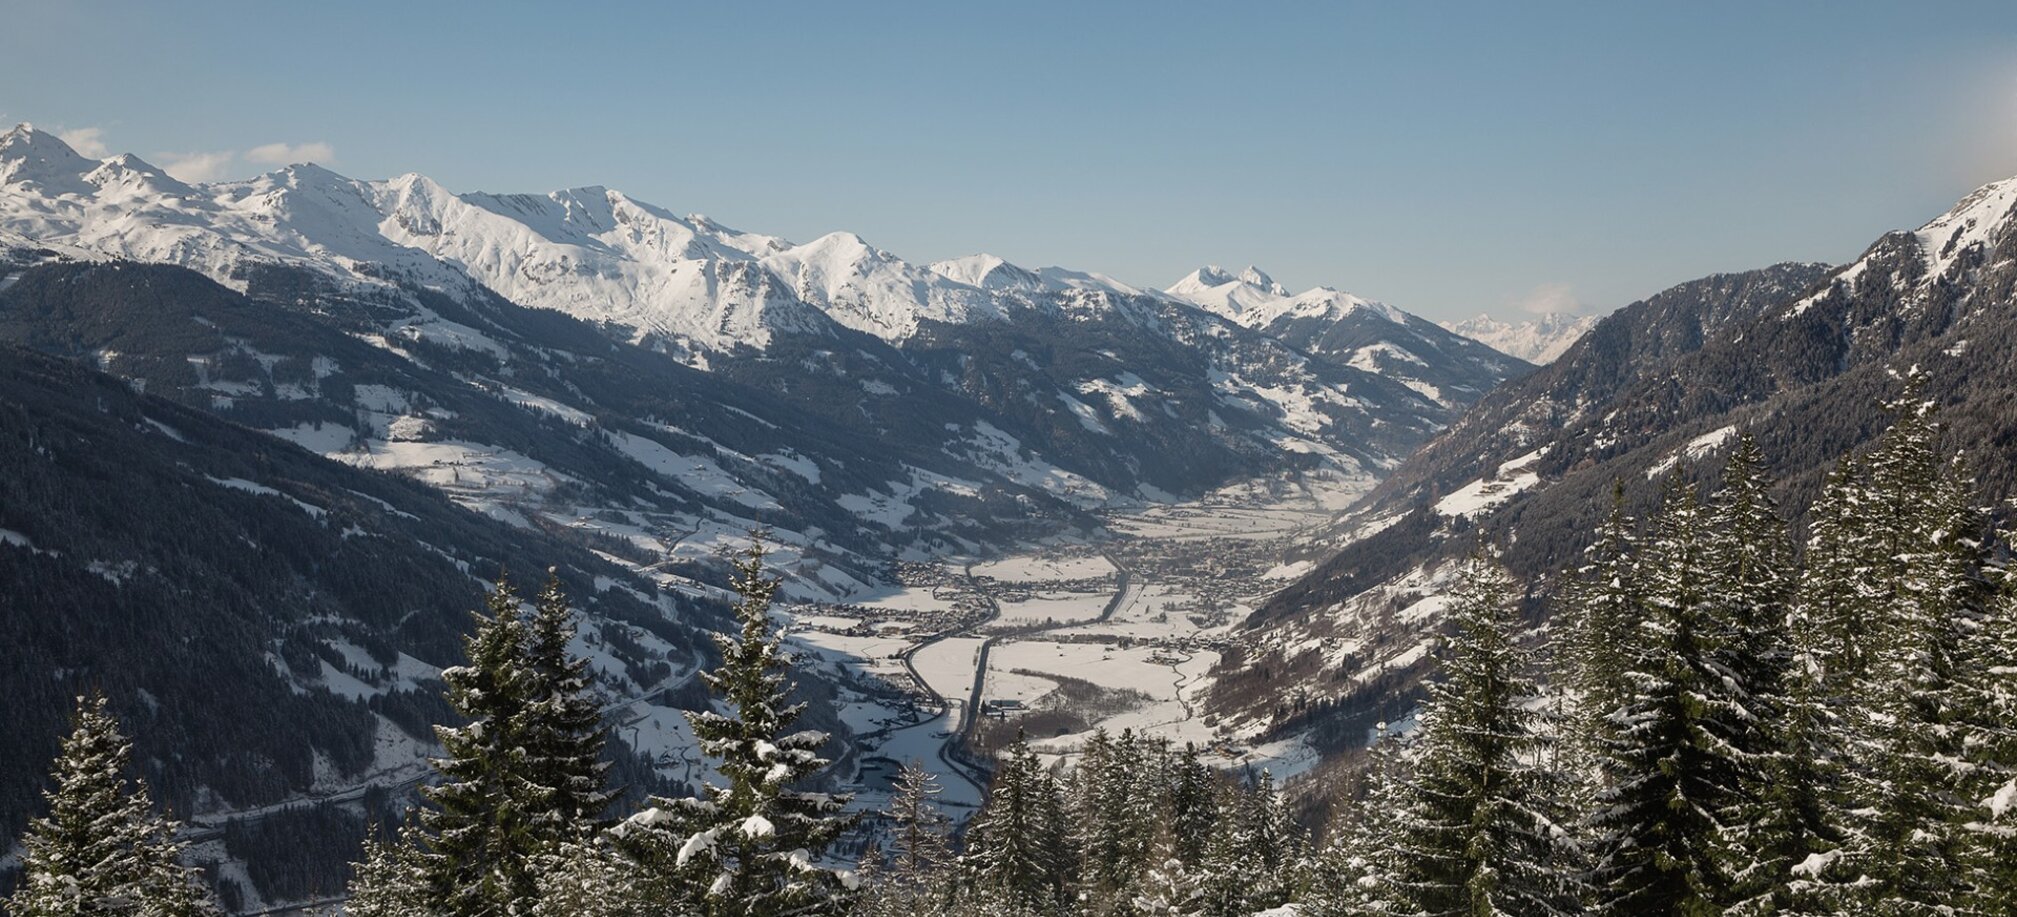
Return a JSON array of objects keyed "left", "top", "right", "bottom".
[{"left": 788, "top": 468, "right": 1369, "bottom": 817}]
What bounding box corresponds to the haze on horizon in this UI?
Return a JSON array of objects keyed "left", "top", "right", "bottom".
[{"left": 4, "top": 0, "right": 2015, "bottom": 323}]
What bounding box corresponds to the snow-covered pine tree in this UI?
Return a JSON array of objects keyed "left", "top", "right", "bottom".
[
  {"left": 1702, "top": 434, "right": 1817, "bottom": 916},
  {"left": 1073, "top": 728, "right": 1167, "bottom": 913},
  {"left": 527, "top": 834, "right": 687, "bottom": 917},
  {"left": 1300, "top": 728, "right": 1409, "bottom": 917},
  {"left": 1765, "top": 454, "right": 1876, "bottom": 913},
  {"left": 6, "top": 692, "right": 222, "bottom": 917},
  {"left": 519, "top": 569, "right": 616, "bottom": 843},
  {"left": 858, "top": 760, "right": 954, "bottom": 917},
  {"left": 1831, "top": 381, "right": 1988, "bottom": 914},
  {"left": 1585, "top": 478, "right": 1746, "bottom": 916},
  {"left": 1129, "top": 806, "right": 1199, "bottom": 917},
  {"left": 1190, "top": 779, "right": 1267, "bottom": 917},
  {"left": 1190, "top": 769, "right": 1299, "bottom": 917},
  {"left": 1033, "top": 748, "right": 1078, "bottom": 910},
  {"left": 1168, "top": 743, "right": 1219, "bottom": 870},
  {"left": 346, "top": 829, "right": 436, "bottom": 917},
  {"left": 1071, "top": 728, "right": 1124, "bottom": 908},
  {"left": 1961, "top": 537, "right": 2017, "bottom": 912},
  {"left": 1247, "top": 769, "right": 1302, "bottom": 908},
  {"left": 617, "top": 536, "right": 855, "bottom": 917},
  {"left": 961, "top": 734, "right": 1072, "bottom": 916},
  {"left": 419, "top": 572, "right": 541, "bottom": 917},
  {"left": 1555, "top": 481, "right": 1642, "bottom": 795},
  {"left": 1387, "top": 551, "right": 1575, "bottom": 916},
  {"left": 1131, "top": 849, "right": 1196, "bottom": 917},
  {"left": 1797, "top": 456, "right": 1876, "bottom": 692}
]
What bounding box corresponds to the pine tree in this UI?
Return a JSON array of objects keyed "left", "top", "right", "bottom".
[
  {"left": 1190, "top": 779, "right": 1267, "bottom": 917},
  {"left": 1187, "top": 770, "right": 1299, "bottom": 917},
  {"left": 962, "top": 734, "right": 1072, "bottom": 916},
  {"left": 1130, "top": 810, "right": 1199, "bottom": 917},
  {"left": 1249, "top": 769, "right": 1303, "bottom": 908},
  {"left": 1073, "top": 728, "right": 1167, "bottom": 913},
  {"left": 1302, "top": 729, "right": 1409, "bottom": 917},
  {"left": 419, "top": 572, "right": 541, "bottom": 917},
  {"left": 617, "top": 536, "right": 855, "bottom": 917},
  {"left": 1702, "top": 435, "right": 1815, "bottom": 915},
  {"left": 1167, "top": 743, "right": 1219, "bottom": 870},
  {"left": 1585, "top": 478, "right": 1745, "bottom": 916},
  {"left": 1388, "top": 552, "right": 1574, "bottom": 916},
  {"left": 1771, "top": 454, "right": 1871, "bottom": 913},
  {"left": 859, "top": 761, "right": 953, "bottom": 917},
  {"left": 520, "top": 569, "right": 616, "bottom": 842},
  {"left": 1831, "top": 381, "right": 1987, "bottom": 914},
  {"left": 345, "top": 829, "right": 434, "bottom": 917},
  {"left": 527, "top": 834, "right": 687, "bottom": 917},
  {"left": 6, "top": 693, "right": 222, "bottom": 917},
  {"left": 1961, "top": 543, "right": 2017, "bottom": 912},
  {"left": 1556, "top": 481, "right": 1642, "bottom": 794}
]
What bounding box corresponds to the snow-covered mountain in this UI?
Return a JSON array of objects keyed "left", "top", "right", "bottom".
[
  {"left": 0, "top": 123, "right": 967, "bottom": 354},
  {"left": 0, "top": 124, "right": 1522, "bottom": 500},
  {"left": 0, "top": 123, "right": 1510, "bottom": 396},
  {"left": 1165, "top": 264, "right": 1291, "bottom": 319},
  {"left": 1163, "top": 263, "right": 1529, "bottom": 409},
  {"left": 1211, "top": 170, "right": 2017, "bottom": 753},
  {"left": 0, "top": 122, "right": 1556, "bottom": 623},
  {"left": 1437, "top": 312, "right": 1597, "bottom": 363}
]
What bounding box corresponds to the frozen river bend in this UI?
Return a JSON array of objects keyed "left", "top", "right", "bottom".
[{"left": 785, "top": 470, "right": 1365, "bottom": 817}]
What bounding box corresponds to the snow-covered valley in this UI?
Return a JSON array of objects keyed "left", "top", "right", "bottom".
[{"left": 785, "top": 468, "right": 1366, "bottom": 824}]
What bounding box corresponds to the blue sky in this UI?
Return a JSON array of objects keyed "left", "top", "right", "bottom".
[{"left": 5, "top": 1, "right": 2015, "bottom": 321}]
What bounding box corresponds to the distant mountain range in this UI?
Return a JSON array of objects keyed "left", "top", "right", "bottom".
[
  {"left": 1437, "top": 312, "right": 1597, "bottom": 363},
  {"left": 0, "top": 124, "right": 1521, "bottom": 520}
]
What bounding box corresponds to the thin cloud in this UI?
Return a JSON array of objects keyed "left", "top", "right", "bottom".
[
  {"left": 55, "top": 126, "right": 109, "bottom": 158},
  {"left": 1512, "top": 282, "right": 1585, "bottom": 316},
  {"left": 156, "top": 150, "right": 238, "bottom": 183},
  {"left": 245, "top": 141, "right": 334, "bottom": 165}
]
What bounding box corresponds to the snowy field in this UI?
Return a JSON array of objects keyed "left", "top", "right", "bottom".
[
  {"left": 971, "top": 552, "right": 1115, "bottom": 582},
  {"left": 771, "top": 468, "right": 1356, "bottom": 811},
  {"left": 910, "top": 637, "right": 986, "bottom": 728},
  {"left": 988, "top": 591, "right": 1111, "bottom": 629},
  {"left": 849, "top": 584, "right": 959, "bottom": 616}
]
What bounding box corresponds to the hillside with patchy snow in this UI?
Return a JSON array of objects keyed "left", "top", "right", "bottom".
[
  {"left": 0, "top": 124, "right": 1536, "bottom": 546},
  {"left": 1211, "top": 172, "right": 2017, "bottom": 752}
]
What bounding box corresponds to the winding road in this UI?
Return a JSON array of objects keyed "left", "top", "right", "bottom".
[{"left": 867, "top": 551, "right": 1145, "bottom": 807}]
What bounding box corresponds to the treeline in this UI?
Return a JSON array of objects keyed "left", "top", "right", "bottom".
[
  {"left": 1303, "top": 373, "right": 2017, "bottom": 915},
  {"left": 861, "top": 732, "right": 1304, "bottom": 917}
]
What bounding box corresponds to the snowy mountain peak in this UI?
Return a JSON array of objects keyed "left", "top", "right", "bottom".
[
  {"left": 1165, "top": 263, "right": 1402, "bottom": 329},
  {"left": 1166, "top": 264, "right": 1293, "bottom": 319},
  {"left": 1256, "top": 286, "right": 1404, "bottom": 326},
  {"left": 930, "top": 253, "right": 1041, "bottom": 291},
  {"left": 1914, "top": 175, "right": 2017, "bottom": 279},
  {"left": 1237, "top": 265, "right": 1286, "bottom": 295},
  {"left": 1438, "top": 312, "right": 1597, "bottom": 364},
  {"left": 83, "top": 153, "right": 194, "bottom": 197},
  {"left": 1182, "top": 264, "right": 1236, "bottom": 288},
  {"left": 0, "top": 123, "right": 98, "bottom": 189}
]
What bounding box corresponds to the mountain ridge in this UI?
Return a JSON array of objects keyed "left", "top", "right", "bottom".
[{"left": 1206, "top": 169, "right": 2017, "bottom": 758}]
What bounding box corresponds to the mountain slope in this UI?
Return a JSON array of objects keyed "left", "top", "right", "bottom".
[
  {"left": 0, "top": 341, "right": 756, "bottom": 906},
  {"left": 1216, "top": 174, "right": 2017, "bottom": 752},
  {"left": 0, "top": 124, "right": 1526, "bottom": 540}
]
